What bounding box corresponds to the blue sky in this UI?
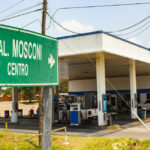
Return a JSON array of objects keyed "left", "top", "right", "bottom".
[{"left": 0, "top": 0, "right": 150, "bottom": 47}]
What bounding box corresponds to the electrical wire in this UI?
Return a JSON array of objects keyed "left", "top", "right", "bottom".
[
  {"left": 0, "top": 9, "right": 43, "bottom": 23},
  {"left": 12, "top": 2, "right": 42, "bottom": 15},
  {"left": 47, "top": 11, "right": 78, "bottom": 34},
  {"left": 0, "top": 0, "right": 25, "bottom": 15},
  {"left": 53, "top": 2, "right": 150, "bottom": 17},
  {"left": 126, "top": 23, "right": 150, "bottom": 39},
  {"left": 46, "top": 9, "right": 53, "bottom": 30},
  {"left": 22, "top": 19, "right": 42, "bottom": 28},
  {"left": 46, "top": 2, "right": 150, "bottom": 31},
  {"left": 116, "top": 19, "right": 150, "bottom": 36},
  {"left": 1, "top": 2, "right": 43, "bottom": 21},
  {"left": 108, "top": 14, "right": 150, "bottom": 33}
]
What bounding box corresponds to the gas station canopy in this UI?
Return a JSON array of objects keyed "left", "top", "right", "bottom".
[{"left": 58, "top": 31, "right": 150, "bottom": 80}]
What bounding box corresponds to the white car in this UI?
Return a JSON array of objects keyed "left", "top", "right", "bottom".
[{"left": 139, "top": 100, "right": 150, "bottom": 111}]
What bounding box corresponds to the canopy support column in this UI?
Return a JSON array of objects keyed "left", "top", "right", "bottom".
[
  {"left": 96, "top": 53, "right": 107, "bottom": 126},
  {"left": 129, "top": 59, "right": 137, "bottom": 119}
]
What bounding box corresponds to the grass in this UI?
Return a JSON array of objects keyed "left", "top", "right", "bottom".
[{"left": 0, "top": 131, "right": 150, "bottom": 150}]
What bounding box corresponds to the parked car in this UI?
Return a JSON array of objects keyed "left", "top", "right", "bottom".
[{"left": 139, "top": 100, "right": 150, "bottom": 111}]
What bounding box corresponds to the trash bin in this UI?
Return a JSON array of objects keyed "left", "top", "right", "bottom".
[
  {"left": 107, "top": 113, "right": 112, "bottom": 126},
  {"left": 5, "top": 110, "right": 9, "bottom": 118},
  {"left": 18, "top": 109, "right": 23, "bottom": 117}
]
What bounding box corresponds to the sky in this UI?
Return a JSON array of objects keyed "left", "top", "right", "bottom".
[{"left": 0, "top": 0, "right": 150, "bottom": 48}]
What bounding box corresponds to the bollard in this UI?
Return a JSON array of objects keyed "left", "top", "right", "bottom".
[
  {"left": 64, "top": 127, "right": 69, "bottom": 146},
  {"left": 5, "top": 122, "right": 8, "bottom": 132},
  {"left": 14, "top": 137, "right": 17, "bottom": 150}
]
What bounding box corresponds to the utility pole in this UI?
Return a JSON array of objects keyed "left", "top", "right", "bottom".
[
  {"left": 39, "top": 0, "right": 47, "bottom": 147},
  {"left": 42, "top": 0, "right": 47, "bottom": 35}
]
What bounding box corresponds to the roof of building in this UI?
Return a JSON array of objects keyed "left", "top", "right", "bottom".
[{"left": 57, "top": 30, "right": 149, "bottom": 51}]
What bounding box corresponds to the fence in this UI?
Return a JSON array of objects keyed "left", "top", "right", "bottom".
[{"left": 12, "top": 126, "right": 68, "bottom": 150}]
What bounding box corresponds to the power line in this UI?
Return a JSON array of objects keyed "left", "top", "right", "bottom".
[
  {"left": 108, "top": 14, "right": 150, "bottom": 33},
  {"left": 46, "top": 9, "right": 53, "bottom": 30},
  {"left": 126, "top": 23, "right": 150, "bottom": 39},
  {"left": 0, "top": 0, "right": 25, "bottom": 15},
  {"left": 46, "top": 3, "right": 150, "bottom": 32},
  {"left": 0, "top": 9, "right": 43, "bottom": 23},
  {"left": 51, "top": 2, "right": 150, "bottom": 21},
  {"left": 116, "top": 19, "right": 150, "bottom": 36},
  {"left": 53, "top": 2, "right": 150, "bottom": 16},
  {"left": 47, "top": 11, "right": 78, "bottom": 34},
  {"left": 12, "top": 2, "right": 43, "bottom": 15},
  {"left": 22, "top": 19, "right": 42, "bottom": 28},
  {"left": 1, "top": 2, "right": 43, "bottom": 21}
]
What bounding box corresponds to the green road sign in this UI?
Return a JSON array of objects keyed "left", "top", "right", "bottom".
[{"left": 0, "top": 25, "right": 58, "bottom": 87}]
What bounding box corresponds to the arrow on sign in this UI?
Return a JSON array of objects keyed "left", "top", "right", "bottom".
[{"left": 48, "top": 54, "right": 55, "bottom": 68}]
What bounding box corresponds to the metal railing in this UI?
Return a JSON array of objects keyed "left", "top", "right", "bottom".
[{"left": 13, "top": 126, "right": 68, "bottom": 150}]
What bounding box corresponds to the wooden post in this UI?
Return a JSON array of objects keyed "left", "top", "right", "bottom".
[
  {"left": 39, "top": 87, "right": 44, "bottom": 146},
  {"left": 42, "top": 0, "right": 47, "bottom": 35},
  {"left": 39, "top": 0, "right": 47, "bottom": 147},
  {"left": 42, "top": 87, "right": 52, "bottom": 150}
]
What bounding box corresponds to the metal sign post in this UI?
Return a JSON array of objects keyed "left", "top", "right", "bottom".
[
  {"left": 0, "top": 24, "right": 58, "bottom": 150},
  {"left": 43, "top": 87, "right": 53, "bottom": 150}
]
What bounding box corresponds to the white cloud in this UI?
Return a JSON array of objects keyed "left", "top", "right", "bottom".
[{"left": 57, "top": 19, "right": 94, "bottom": 36}]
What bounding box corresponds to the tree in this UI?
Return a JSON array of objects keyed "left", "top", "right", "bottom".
[
  {"left": 59, "top": 78, "right": 68, "bottom": 93},
  {"left": 18, "top": 87, "right": 40, "bottom": 102},
  {"left": 2, "top": 88, "right": 12, "bottom": 95}
]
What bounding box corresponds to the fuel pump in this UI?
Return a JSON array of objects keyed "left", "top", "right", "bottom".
[{"left": 70, "top": 103, "right": 81, "bottom": 125}]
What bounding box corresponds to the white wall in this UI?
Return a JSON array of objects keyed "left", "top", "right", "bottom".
[
  {"left": 58, "top": 33, "right": 150, "bottom": 64},
  {"left": 103, "top": 34, "right": 150, "bottom": 64},
  {"left": 58, "top": 34, "right": 102, "bottom": 57},
  {"left": 69, "top": 75, "right": 150, "bottom": 92}
]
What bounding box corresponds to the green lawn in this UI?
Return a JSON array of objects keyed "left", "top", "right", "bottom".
[{"left": 0, "top": 131, "right": 150, "bottom": 150}]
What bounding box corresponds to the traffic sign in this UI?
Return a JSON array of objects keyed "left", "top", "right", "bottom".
[{"left": 0, "top": 25, "right": 58, "bottom": 87}]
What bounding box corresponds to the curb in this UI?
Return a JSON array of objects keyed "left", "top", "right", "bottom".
[
  {"left": 106, "top": 125, "right": 120, "bottom": 130},
  {"left": 99, "top": 125, "right": 120, "bottom": 130},
  {"left": 134, "top": 118, "right": 150, "bottom": 123}
]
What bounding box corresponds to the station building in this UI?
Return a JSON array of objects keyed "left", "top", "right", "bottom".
[{"left": 58, "top": 31, "right": 150, "bottom": 126}]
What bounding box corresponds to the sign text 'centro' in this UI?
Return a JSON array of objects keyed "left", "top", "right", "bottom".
[
  {"left": 0, "top": 25, "right": 58, "bottom": 87},
  {"left": 3, "top": 40, "right": 42, "bottom": 76}
]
